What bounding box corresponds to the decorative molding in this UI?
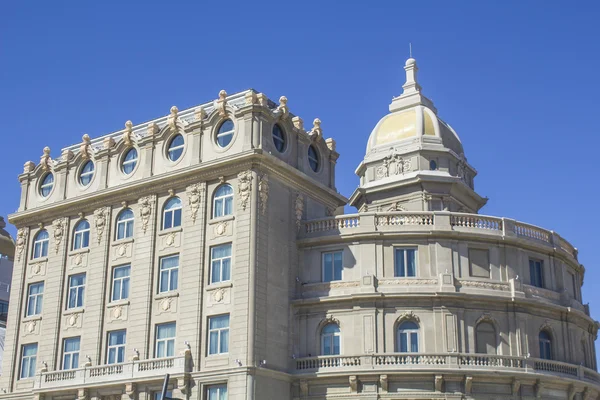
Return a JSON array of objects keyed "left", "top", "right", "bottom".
[
  {"left": 302, "top": 281, "right": 360, "bottom": 293},
  {"left": 245, "top": 91, "right": 257, "bottom": 105},
  {"left": 524, "top": 285, "right": 561, "bottom": 300},
  {"left": 123, "top": 121, "right": 134, "bottom": 146},
  {"left": 146, "top": 122, "right": 158, "bottom": 137},
  {"left": 386, "top": 201, "right": 407, "bottom": 212},
  {"left": 185, "top": 183, "right": 204, "bottom": 224},
  {"left": 308, "top": 118, "right": 322, "bottom": 141},
  {"left": 397, "top": 311, "right": 420, "bottom": 324},
  {"left": 434, "top": 375, "right": 444, "bottom": 392},
  {"left": 475, "top": 312, "right": 498, "bottom": 329},
  {"left": 376, "top": 153, "right": 411, "bottom": 180},
  {"left": 160, "top": 297, "right": 173, "bottom": 312},
  {"left": 349, "top": 375, "right": 358, "bottom": 393},
  {"left": 237, "top": 170, "right": 253, "bottom": 211},
  {"left": 534, "top": 379, "right": 543, "bottom": 399},
  {"left": 458, "top": 280, "right": 510, "bottom": 291},
  {"left": 124, "top": 383, "right": 136, "bottom": 400},
  {"left": 379, "top": 278, "right": 438, "bottom": 285},
  {"left": 379, "top": 375, "right": 388, "bottom": 393},
  {"left": 94, "top": 207, "right": 109, "bottom": 244},
  {"left": 112, "top": 305, "right": 123, "bottom": 320},
  {"left": 168, "top": 106, "right": 179, "bottom": 130},
  {"left": 216, "top": 90, "right": 228, "bottom": 116},
  {"left": 512, "top": 378, "right": 521, "bottom": 396},
  {"left": 214, "top": 221, "right": 228, "bottom": 237},
  {"left": 77, "top": 388, "right": 87, "bottom": 400},
  {"left": 80, "top": 134, "right": 92, "bottom": 160},
  {"left": 258, "top": 174, "right": 269, "bottom": 215},
  {"left": 299, "top": 380, "right": 308, "bottom": 397},
  {"left": 275, "top": 96, "right": 289, "bottom": 120},
  {"left": 321, "top": 314, "right": 340, "bottom": 327},
  {"left": 52, "top": 217, "right": 68, "bottom": 254},
  {"left": 292, "top": 116, "right": 304, "bottom": 131},
  {"left": 15, "top": 228, "right": 28, "bottom": 262},
  {"left": 295, "top": 193, "right": 304, "bottom": 231},
  {"left": 194, "top": 106, "right": 207, "bottom": 122},
  {"left": 137, "top": 195, "right": 155, "bottom": 234},
  {"left": 465, "top": 376, "right": 473, "bottom": 395},
  {"left": 40, "top": 147, "right": 52, "bottom": 171},
  {"left": 213, "top": 288, "right": 225, "bottom": 303}
]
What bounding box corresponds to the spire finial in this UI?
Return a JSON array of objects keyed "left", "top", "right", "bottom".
[
  {"left": 409, "top": 42, "right": 412, "bottom": 59},
  {"left": 402, "top": 54, "right": 420, "bottom": 95}
]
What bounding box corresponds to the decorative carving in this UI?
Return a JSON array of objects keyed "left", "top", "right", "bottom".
[
  {"left": 524, "top": 285, "right": 561, "bottom": 300},
  {"left": 458, "top": 280, "right": 510, "bottom": 291},
  {"left": 168, "top": 106, "right": 179, "bottom": 130},
  {"left": 457, "top": 154, "right": 467, "bottom": 183},
  {"left": 275, "top": 96, "right": 289, "bottom": 119},
  {"left": 80, "top": 134, "right": 92, "bottom": 160},
  {"left": 245, "top": 91, "right": 257, "bottom": 105},
  {"left": 23, "top": 160, "right": 36, "bottom": 173},
  {"left": 123, "top": 121, "right": 134, "bottom": 146},
  {"left": 379, "top": 278, "right": 437, "bottom": 285},
  {"left": 68, "top": 313, "right": 79, "bottom": 327},
  {"left": 103, "top": 137, "right": 115, "bottom": 150},
  {"left": 186, "top": 183, "right": 204, "bottom": 224},
  {"left": 160, "top": 297, "right": 173, "bottom": 312},
  {"left": 194, "top": 106, "right": 206, "bottom": 122},
  {"left": 349, "top": 376, "right": 358, "bottom": 393},
  {"left": 138, "top": 196, "right": 155, "bottom": 233},
  {"left": 237, "top": 170, "right": 253, "bottom": 211},
  {"left": 213, "top": 288, "right": 225, "bottom": 303},
  {"left": 216, "top": 90, "right": 228, "bottom": 116},
  {"left": 77, "top": 388, "right": 88, "bottom": 400},
  {"left": 258, "top": 174, "right": 269, "bottom": 215},
  {"left": 308, "top": 118, "right": 322, "bottom": 141},
  {"left": 397, "top": 311, "right": 420, "bottom": 324},
  {"left": 475, "top": 313, "right": 498, "bottom": 328},
  {"left": 465, "top": 376, "right": 473, "bottom": 394},
  {"left": 61, "top": 149, "right": 74, "bottom": 161},
  {"left": 40, "top": 147, "right": 52, "bottom": 171},
  {"left": 379, "top": 375, "right": 388, "bottom": 393},
  {"left": 112, "top": 306, "right": 123, "bottom": 320},
  {"left": 512, "top": 378, "right": 521, "bottom": 396},
  {"left": 376, "top": 157, "right": 389, "bottom": 179},
  {"left": 165, "top": 233, "right": 176, "bottom": 247},
  {"left": 302, "top": 281, "right": 360, "bottom": 293},
  {"left": 215, "top": 222, "right": 228, "bottom": 236},
  {"left": 434, "top": 375, "right": 444, "bottom": 392},
  {"left": 299, "top": 381, "right": 308, "bottom": 396},
  {"left": 117, "top": 244, "right": 128, "bottom": 257},
  {"left": 292, "top": 116, "right": 304, "bottom": 131},
  {"left": 52, "top": 217, "right": 68, "bottom": 254},
  {"left": 534, "top": 379, "right": 543, "bottom": 399},
  {"left": 256, "top": 93, "right": 268, "bottom": 106},
  {"left": 386, "top": 201, "right": 407, "bottom": 212},
  {"left": 295, "top": 193, "right": 304, "bottom": 231},
  {"left": 124, "top": 383, "right": 137, "bottom": 400},
  {"left": 322, "top": 314, "right": 340, "bottom": 327},
  {"left": 147, "top": 122, "right": 158, "bottom": 136},
  {"left": 73, "top": 253, "right": 83, "bottom": 266},
  {"left": 376, "top": 153, "right": 411, "bottom": 180},
  {"left": 94, "top": 207, "right": 109, "bottom": 244},
  {"left": 325, "top": 138, "right": 336, "bottom": 152},
  {"left": 25, "top": 320, "right": 36, "bottom": 334},
  {"left": 567, "top": 384, "right": 576, "bottom": 400},
  {"left": 16, "top": 228, "right": 27, "bottom": 262},
  {"left": 31, "top": 262, "right": 43, "bottom": 276},
  {"left": 582, "top": 387, "right": 594, "bottom": 400}
]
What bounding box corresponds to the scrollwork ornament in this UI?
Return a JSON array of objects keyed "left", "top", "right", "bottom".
[
  {"left": 186, "top": 183, "right": 205, "bottom": 224},
  {"left": 16, "top": 228, "right": 28, "bottom": 262},
  {"left": 52, "top": 217, "right": 68, "bottom": 254},
  {"left": 258, "top": 174, "right": 269, "bottom": 215},
  {"left": 295, "top": 193, "right": 304, "bottom": 231},
  {"left": 138, "top": 196, "right": 155, "bottom": 234},
  {"left": 396, "top": 310, "right": 420, "bottom": 324},
  {"left": 237, "top": 170, "right": 253, "bottom": 211},
  {"left": 94, "top": 207, "right": 109, "bottom": 244}
]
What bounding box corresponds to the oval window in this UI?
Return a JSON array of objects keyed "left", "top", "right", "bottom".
[
  {"left": 430, "top": 160, "right": 437, "bottom": 170},
  {"left": 122, "top": 148, "right": 138, "bottom": 174},
  {"left": 272, "top": 124, "right": 286, "bottom": 152},
  {"left": 167, "top": 135, "right": 184, "bottom": 161},
  {"left": 216, "top": 120, "right": 235, "bottom": 148},
  {"left": 308, "top": 145, "right": 320, "bottom": 172},
  {"left": 39, "top": 173, "right": 54, "bottom": 197},
  {"left": 79, "top": 161, "right": 94, "bottom": 186}
]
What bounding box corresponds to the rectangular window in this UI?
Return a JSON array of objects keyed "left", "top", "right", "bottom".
[
  {"left": 107, "top": 330, "right": 126, "bottom": 364},
  {"left": 67, "top": 274, "right": 86, "bottom": 309},
  {"left": 159, "top": 255, "right": 179, "bottom": 293},
  {"left": 210, "top": 244, "right": 232, "bottom": 284},
  {"left": 529, "top": 259, "right": 544, "bottom": 288},
  {"left": 26, "top": 282, "right": 44, "bottom": 316},
  {"left": 469, "top": 248, "right": 490, "bottom": 278},
  {"left": 322, "top": 251, "right": 343, "bottom": 282},
  {"left": 394, "top": 248, "right": 417, "bottom": 277},
  {"left": 206, "top": 384, "right": 227, "bottom": 400},
  {"left": 208, "top": 315, "right": 229, "bottom": 355},
  {"left": 62, "top": 337, "right": 80, "bottom": 370},
  {"left": 155, "top": 323, "right": 176, "bottom": 358},
  {"left": 154, "top": 391, "right": 172, "bottom": 400},
  {"left": 572, "top": 273, "right": 578, "bottom": 298},
  {"left": 20, "top": 343, "right": 37, "bottom": 379},
  {"left": 111, "top": 265, "right": 131, "bottom": 301}
]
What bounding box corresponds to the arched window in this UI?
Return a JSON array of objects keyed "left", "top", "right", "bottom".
[
  {"left": 397, "top": 321, "right": 419, "bottom": 353},
  {"left": 162, "top": 197, "right": 182, "bottom": 230},
  {"left": 79, "top": 161, "right": 94, "bottom": 186},
  {"left": 40, "top": 173, "right": 54, "bottom": 197},
  {"left": 122, "top": 148, "right": 138, "bottom": 175},
  {"left": 73, "top": 220, "right": 90, "bottom": 250},
  {"left": 167, "top": 135, "right": 184, "bottom": 161},
  {"left": 213, "top": 184, "right": 233, "bottom": 218},
  {"left": 216, "top": 120, "right": 235, "bottom": 148},
  {"left": 116, "top": 209, "right": 134, "bottom": 240},
  {"left": 32, "top": 230, "right": 49, "bottom": 259},
  {"left": 272, "top": 124, "right": 286, "bottom": 152},
  {"left": 321, "top": 323, "right": 340, "bottom": 355},
  {"left": 539, "top": 330, "right": 552, "bottom": 360},
  {"left": 476, "top": 322, "right": 497, "bottom": 354},
  {"left": 308, "top": 145, "right": 319, "bottom": 172}
]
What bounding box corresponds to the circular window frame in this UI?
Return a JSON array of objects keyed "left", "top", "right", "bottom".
[
  {"left": 120, "top": 147, "right": 140, "bottom": 178},
  {"left": 38, "top": 172, "right": 56, "bottom": 200},
  {"left": 214, "top": 119, "right": 237, "bottom": 151},
  {"left": 307, "top": 144, "right": 321, "bottom": 173},
  {"left": 78, "top": 160, "right": 95, "bottom": 188},
  {"left": 271, "top": 123, "right": 287, "bottom": 154},
  {"left": 164, "top": 133, "right": 187, "bottom": 165}
]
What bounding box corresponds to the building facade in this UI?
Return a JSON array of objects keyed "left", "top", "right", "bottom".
[
  {"left": 1, "top": 58, "right": 598, "bottom": 400},
  {"left": 0, "top": 216, "right": 15, "bottom": 372}
]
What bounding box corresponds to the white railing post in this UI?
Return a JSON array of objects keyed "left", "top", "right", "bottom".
[{"left": 434, "top": 212, "right": 452, "bottom": 230}]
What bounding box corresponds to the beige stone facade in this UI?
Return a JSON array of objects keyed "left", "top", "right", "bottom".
[{"left": 1, "top": 59, "right": 598, "bottom": 400}]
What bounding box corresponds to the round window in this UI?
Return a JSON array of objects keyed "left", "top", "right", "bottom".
[
  {"left": 167, "top": 135, "right": 184, "bottom": 161},
  {"left": 272, "top": 124, "right": 286, "bottom": 152},
  {"left": 122, "top": 148, "right": 138, "bottom": 175},
  {"left": 429, "top": 160, "right": 437, "bottom": 170},
  {"left": 39, "top": 173, "right": 54, "bottom": 197},
  {"left": 216, "top": 120, "right": 235, "bottom": 148},
  {"left": 308, "top": 145, "right": 320, "bottom": 172},
  {"left": 79, "top": 161, "right": 94, "bottom": 186}
]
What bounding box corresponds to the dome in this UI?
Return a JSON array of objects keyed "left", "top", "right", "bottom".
[{"left": 0, "top": 217, "right": 14, "bottom": 259}]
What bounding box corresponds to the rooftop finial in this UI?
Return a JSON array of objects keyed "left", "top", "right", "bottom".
[
  {"left": 402, "top": 54, "right": 420, "bottom": 95},
  {"left": 409, "top": 42, "right": 412, "bottom": 59}
]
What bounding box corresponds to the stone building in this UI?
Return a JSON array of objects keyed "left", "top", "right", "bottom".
[
  {"left": 0, "top": 216, "right": 15, "bottom": 372},
  {"left": 1, "top": 58, "right": 598, "bottom": 400}
]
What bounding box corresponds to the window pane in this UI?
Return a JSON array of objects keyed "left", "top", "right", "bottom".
[
  {"left": 220, "top": 330, "right": 229, "bottom": 353},
  {"left": 406, "top": 249, "right": 416, "bottom": 276},
  {"left": 333, "top": 252, "right": 343, "bottom": 280},
  {"left": 395, "top": 249, "right": 405, "bottom": 277},
  {"left": 400, "top": 333, "right": 407, "bottom": 352},
  {"left": 410, "top": 332, "right": 418, "bottom": 352},
  {"left": 209, "top": 332, "right": 218, "bottom": 354},
  {"left": 333, "top": 335, "right": 340, "bottom": 355}
]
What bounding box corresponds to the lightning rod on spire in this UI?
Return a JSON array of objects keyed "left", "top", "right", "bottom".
[{"left": 409, "top": 43, "right": 412, "bottom": 58}]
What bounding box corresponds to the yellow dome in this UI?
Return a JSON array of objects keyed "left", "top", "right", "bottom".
[{"left": 367, "top": 106, "right": 437, "bottom": 153}]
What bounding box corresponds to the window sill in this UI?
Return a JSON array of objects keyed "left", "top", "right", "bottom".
[
  {"left": 23, "top": 314, "right": 42, "bottom": 323},
  {"left": 64, "top": 307, "right": 85, "bottom": 316},
  {"left": 208, "top": 215, "right": 235, "bottom": 226},
  {"left": 30, "top": 256, "right": 48, "bottom": 263},
  {"left": 68, "top": 248, "right": 90, "bottom": 257},
  {"left": 206, "top": 281, "right": 233, "bottom": 291},
  {"left": 155, "top": 291, "right": 179, "bottom": 300},
  {"left": 113, "top": 237, "right": 135, "bottom": 246},
  {"left": 107, "top": 299, "right": 130, "bottom": 308},
  {"left": 159, "top": 226, "right": 183, "bottom": 235}
]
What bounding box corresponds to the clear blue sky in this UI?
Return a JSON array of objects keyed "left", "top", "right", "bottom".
[{"left": 1, "top": 2, "right": 599, "bottom": 319}]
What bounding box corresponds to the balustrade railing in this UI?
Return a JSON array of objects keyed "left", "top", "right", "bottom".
[
  {"left": 450, "top": 214, "right": 502, "bottom": 231},
  {"left": 514, "top": 222, "right": 551, "bottom": 243},
  {"left": 305, "top": 215, "right": 360, "bottom": 233},
  {"left": 376, "top": 212, "right": 434, "bottom": 227}
]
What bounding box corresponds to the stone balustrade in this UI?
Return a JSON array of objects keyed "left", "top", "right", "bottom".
[
  {"left": 34, "top": 355, "right": 188, "bottom": 391},
  {"left": 301, "top": 211, "right": 578, "bottom": 261},
  {"left": 295, "top": 353, "right": 600, "bottom": 383}
]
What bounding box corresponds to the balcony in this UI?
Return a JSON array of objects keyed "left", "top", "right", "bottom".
[
  {"left": 301, "top": 211, "right": 578, "bottom": 261},
  {"left": 34, "top": 355, "right": 189, "bottom": 391},
  {"left": 294, "top": 353, "right": 600, "bottom": 385}
]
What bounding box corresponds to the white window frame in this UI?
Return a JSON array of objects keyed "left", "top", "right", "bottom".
[
  {"left": 213, "top": 184, "right": 234, "bottom": 218},
  {"left": 320, "top": 324, "right": 341, "bottom": 356},
  {"left": 32, "top": 230, "right": 49, "bottom": 259},
  {"left": 529, "top": 258, "right": 544, "bottom": 288},
  {"left": 162, "top": 197, "right": 182, "bottom": 230},
  {"left": 62, "top": 337, "right": 80, "bottom": 370},
  {"left": 210, "top": 244, "right": 232, "bottom": 284},
  {"left": 107, "top": 330, "right": 126, "bottom": 364},
  {"left": 216, "top": 120, "right": 235, "bottom": 148},
  {"left": 26, "top": 282, "right": 44, "bottom": 317},
  {"left": 73, "top": 220, "right": 90, "bottom": 250},
  {"left": 272, "top": 124, "right": 285, "bottom": 152},
  {"left": 321, "top": 250, "right": 343, "bottom": 282},
  {"left": 40, "top": 173, "right": 54, "bottom": 197},
  {"left": 208, "top": 315, "right": 230, "bottom": 355},
  {"left": 539, "top": 331, "right": 553, "bottom": 360},
  {"left": 67, "top": 274, "right": 86, "bottom": 309},
  {"left": 116, "top": 209, "right": 134, "bottom": 240},
  {"left": 397, "top": 321, "right": 419, "bottom": 353},
  {"left": 308, "top": 145, "right": 319, "bottom": 171},
  {"left": 79, "top": 161, "right": 94, "bottom": 186},
  {"left": 394, "top": 247, "right": 417, "bottom": 277},
  {"left": 122, "top": 148, "right": 138, "bottom": 175},
  {"left": 159, "top": 255, "right": 179, "bottom": 293},
  {"left": 111, "top": 265, "right": 130, "bottom": 302},
  {"left": 167, "top": 135, "right": 185, "bottom": 161},
  {"left": 20, "top": 343, "right": 37, "bottom": 379},
  {"left": 155, "top": 323, "right": 176, "bottom": 358},
  {"left": 206, "top": 384, "right": 227, "bottom": 400}
]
